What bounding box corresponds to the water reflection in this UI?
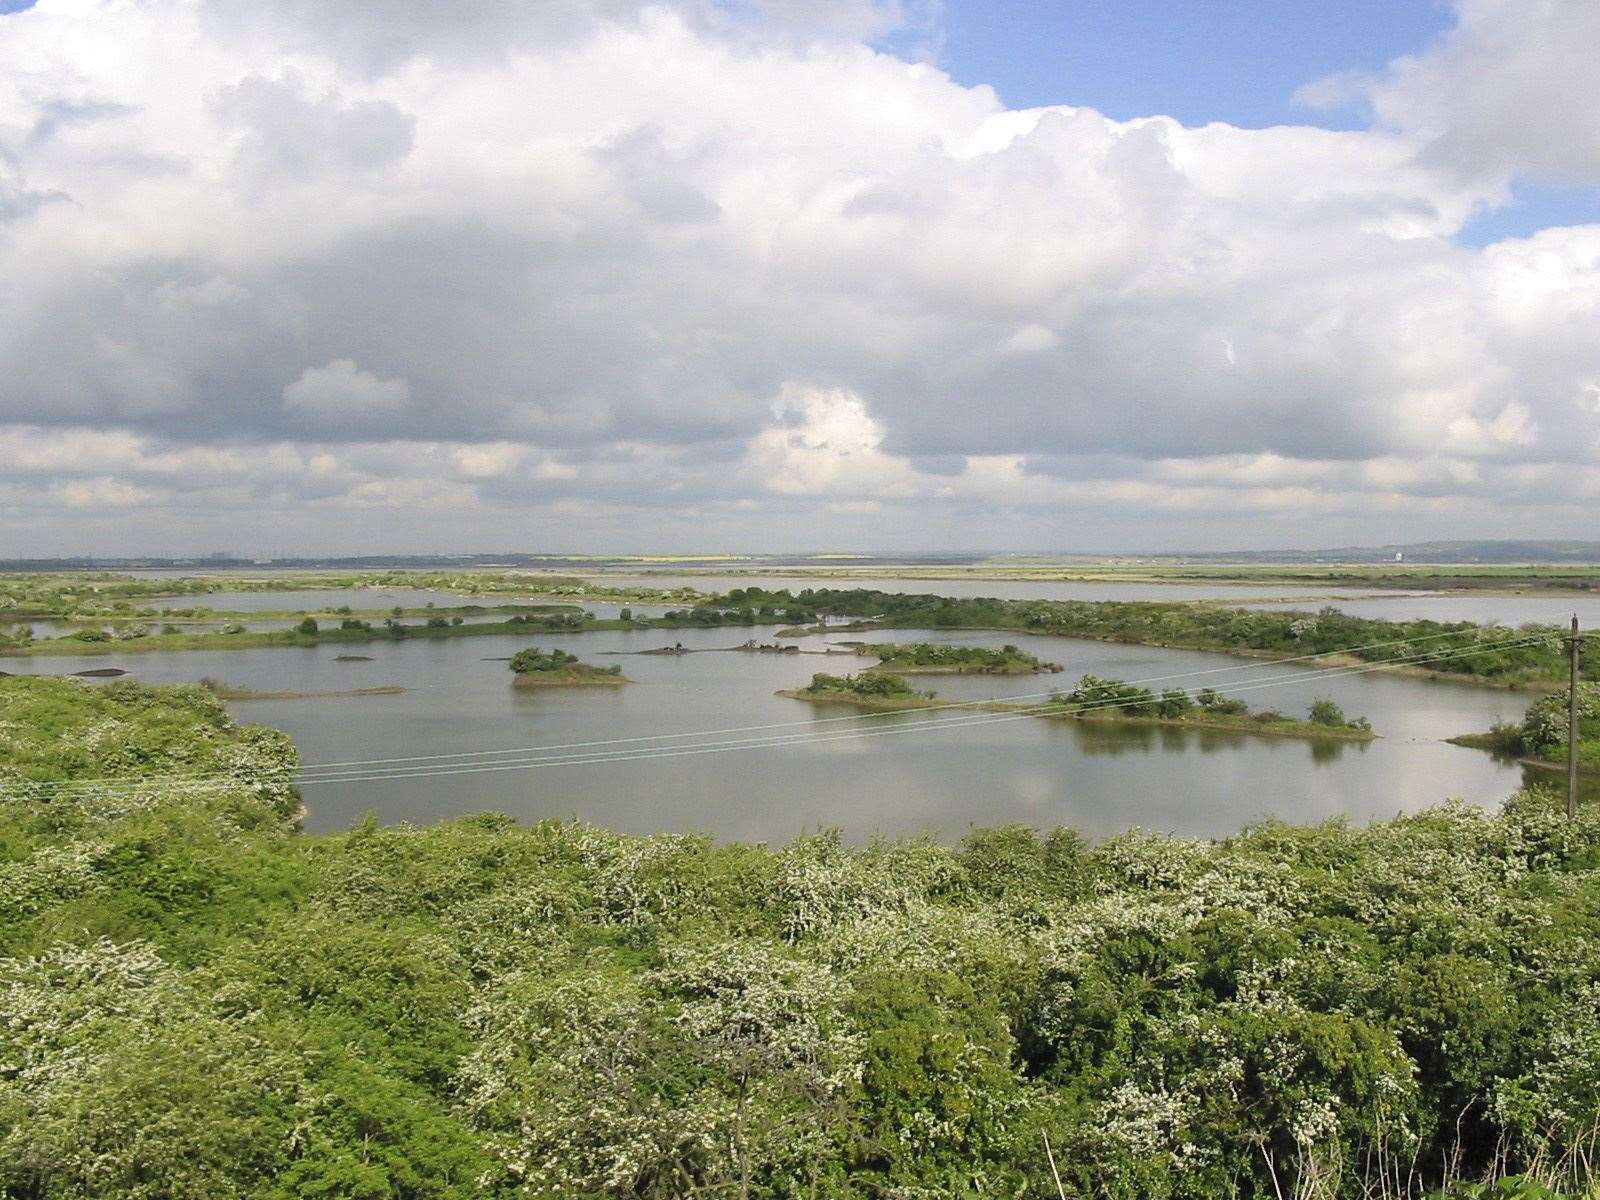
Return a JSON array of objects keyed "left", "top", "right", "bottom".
[{"left": 10, "top": 621, "right": 1530, "bottom": 842}]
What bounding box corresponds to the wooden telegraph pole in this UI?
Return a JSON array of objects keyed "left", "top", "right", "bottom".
[{"left": 1569, "top": 615, "right": 1581, "bottom": 821}]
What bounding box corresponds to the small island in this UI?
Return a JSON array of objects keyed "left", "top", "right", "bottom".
[
  {"left": 1450, "top": 684, "right": 1600, "bottom": 772},
  {"left": 200, "top": 679, "right": 407, "bottom": 701},
  {"left": 509, "top": 647, "right": 627, "bottom": 687},
  {"left": 857, "top": 641, "right": 1061, "bottom": 674},
  {"left": 780, "top": 671, "right": 1375, "bottom": 742},
  {"left": 778, "top": 670, "right": 938, "bottom": 709}
]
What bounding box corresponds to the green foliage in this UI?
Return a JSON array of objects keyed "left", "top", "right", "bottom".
[
  {"left": 2, "top": 680, "right": 1599, "bottom": 1198},
  {"left": 507, "top": 647, "right": 621, "bottom": 677},
  {"left": 1197, "top": 686, "right": 1250, "bottom": 714},
  {"left": 1309, "top": 697, "right": 1372, "bottom": 732},
  {"left": 864, "top": 641, "right": 1055, "bottom": 672},
  {"left": 802, "top": 671, "right": 925, "bottom": 698},
  {"left": 1063, "top": 673, "right": 1159, "bottom": 714},
  {"left": 1157, "top": 687, "right": 1196, "bottom": 717},
  {"left": 1497, "top": 684, "right": 1600, "bottom": 766},
  {"left": 296, "top": 616, "right": 319, "bottom": 635},
  {"left": 720, "top": 589, "right": 1586, "bottom": 686},
  {"left": 509, "top": 647, "right": 578, "bottom": 672},
  {"left": 1310, "top": 697, "right": 1347, "bottom": 726}
]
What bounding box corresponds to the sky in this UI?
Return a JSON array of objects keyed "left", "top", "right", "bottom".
[{"left": 1, "top": 0, "right": 1598, "bottom": 556}]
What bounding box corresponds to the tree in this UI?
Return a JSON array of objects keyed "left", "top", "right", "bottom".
[{"left": 1309, "top": 698, "right": 1346, "bottom": 727}]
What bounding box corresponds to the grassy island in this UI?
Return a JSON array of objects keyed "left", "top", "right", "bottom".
[
  {"left": 199, "top": 680, "right": 407, "bottom": 701},
  {"left": 1451, "top": 684, "right": 1600, "bottom": 772},
  {"left": 782, "top": 671, "right": 1375, "bottom": 742},
  {"left": 0, "top": 675, "right": 1595, "bottom": 1198},
  {"left": 858, "top": 641, "right": 1062, "bottom": 674},
  {"left": 1047, "top": 674, "right": 1375, "bottom": 740},
  {"left": 508, "top": 646, "right": 626, "bottom": 687},
  {"left": 779, "top": 670, "right": 937, "bottom": 708}
]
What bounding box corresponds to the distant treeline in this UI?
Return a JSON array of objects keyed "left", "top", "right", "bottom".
[{"left": 719, "top": 587, "right": 1588, "bottom": 687}]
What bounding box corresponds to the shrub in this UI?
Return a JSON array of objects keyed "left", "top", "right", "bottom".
[
  {"left": 1196, "top": 687, "right": 1249, "bottom": 715},
  {"left": 1064, "top": 674, "right": 1157, "bottom": 715},
  {"left": 1309, "top": 698, "right": 1348, "bottom": 727},
  {"left": 509, "top": 647, "right": 581, "bottom": 673},
  {"left": 803, "top": 671, "right": 921, "bottom": 698},
  {"left": 1156, "top": 688, "right": 1196, "bottom": 717}
]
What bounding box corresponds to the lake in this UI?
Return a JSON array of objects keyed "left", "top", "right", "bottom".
[{"left": 10, "top": 620, "right": 1542, "bottom": 843}]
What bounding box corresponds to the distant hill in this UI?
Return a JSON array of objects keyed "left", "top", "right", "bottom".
[{"left": 1185, "top": 540, "right": 1600, "bottom": 564}]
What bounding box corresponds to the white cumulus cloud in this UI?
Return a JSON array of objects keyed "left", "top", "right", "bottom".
[{"left": 0, "top": 0, "right": 1596, "bottom": 553}]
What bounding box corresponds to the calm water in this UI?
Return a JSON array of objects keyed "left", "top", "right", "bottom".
[{"left": 10, "top": 622, "right": 1538, "bottom": 842}]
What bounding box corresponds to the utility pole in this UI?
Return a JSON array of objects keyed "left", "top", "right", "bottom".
[{"left": 1569, "top": 614, "right": 1581, "bottom": 821}]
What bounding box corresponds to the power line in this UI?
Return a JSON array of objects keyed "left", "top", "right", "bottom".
[
  {"left": 295, "top": 633, "right": 1562, "bottom": 786},
  {"left": 301, "top": 622, "right": 1543, "bottom": 772},
  {"left": 13, "top": 625, "right": 1561, "bottom": 795},
  {"left": 17, "top": 628, "right": 1574, "bottom": 795},
  {"left": 12, "top": 629, "right": 1567, "bottom": 797}
]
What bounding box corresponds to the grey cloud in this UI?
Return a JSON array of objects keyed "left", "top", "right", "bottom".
[
  {"left": 215, "top": 74, "right": 414, "bottom": 179},
  {"left": 26, "top": 98, "right": 136, "bottom": 146},
  {"left": 198, "top": 0, "right": 660, "bottom": 75},
  {"left": 594, "top": 127, "right": 721, "bottom": 225},
  {"left": 1, "top": 0, "right": 1599, "bottom": 554}
]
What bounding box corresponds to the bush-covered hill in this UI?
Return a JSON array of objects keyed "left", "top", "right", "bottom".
[{"left": 2, "top": 677, "right": 1598, "bottom": 1198}]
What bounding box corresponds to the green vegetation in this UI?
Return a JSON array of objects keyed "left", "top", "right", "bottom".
[
  {"left": 0, "top": 572, "right": 215, "bottom": 621},
  {"left": 791, "top": 670, "right": 934, "bottom": 703},
  {"left": 1052, "top": 675, "right": 1374, "bottom": 738},
  {"left": 1453, "top": 684, "right": 1600, "bottom": 770},
  {"left": 2, "top": 610, "right": 747, "bottom": 658},
  {"left": 703, "top": 556, "right": 1600, "bottom": 593},
  {"left": 5, "top": 574, "right": 1585, "bottom": 692},
  {"left": 323, "top": 569, "right": 701, "bottom": 605},
  {"left": 783, "top": 671, "right": 1373, "bottom": 741},
  {"left": 508, "top": 647, "right": 625, "bottom": 686},
  {"left": 727, "top": 587, "right": 1588, "bottom": 687},
  {"left": 860, "top": 641, "right": 1061, "bottom": 674},
  {"left": 1, "top": 678, "right": 1597, "bottom": 1197}
]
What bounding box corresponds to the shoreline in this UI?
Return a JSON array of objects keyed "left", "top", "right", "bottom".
[
  {"left": 1445, "top": 733, "right": 1600, "bottom": 775},
  {"left": 512, "top": 670, "right": 628, "bottom": 688}
]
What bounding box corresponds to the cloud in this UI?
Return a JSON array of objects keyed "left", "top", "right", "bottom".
[
  {"left": 743, "top": 384, "right": 918, "bottom": 497},
  {"left": 1303, "top": 0, "right": 1600, "bottom": 186},
  {"left": 0, "top": 0, "right": 1596, "bottom": 553},
  {"left": 215, "top": 73, "right": 415, "bottom": 182},
  {"left": 282, "top": 359, "right": 412, "bottom": 426}
]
